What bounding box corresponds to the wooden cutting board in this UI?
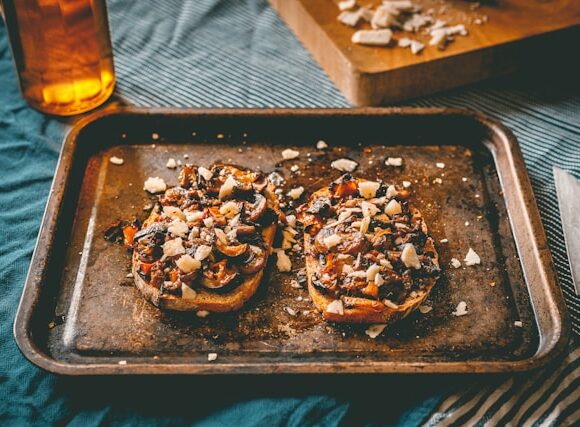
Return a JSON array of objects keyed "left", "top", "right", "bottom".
[{"left": 269, "top": 0, "right": 580, "bottom": 105}]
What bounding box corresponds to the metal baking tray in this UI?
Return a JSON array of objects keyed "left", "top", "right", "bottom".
[{"left": 14, "top": 108, "right": 570, "bottom": 375}]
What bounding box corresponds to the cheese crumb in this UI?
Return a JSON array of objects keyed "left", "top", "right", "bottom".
[
  {"left": 198, "top": 166, "right": 213, "bottom": 181},
  {"left": 196, "top": 310, "right": 210, "bottom": 318},
  {"left": 451, "top": 258, "right": 462, "bottom": 268},
  {"left": 163, "top": 206, "right": 186, "bottom": 220},
  {"left": 384, "top": 199, "right": 402, "bottom": 217},
  {"left": 219, "top": 201, "right": 240, "bottom": 218},
  {"left": 324, "top": 234, "right": 343, "bottom": 249},
  {"left": 386, "top": 185, "right": 398, "bottom": 198},
  {"left": 440, "top": 238, "right": 448, "bottom": 243},
  {"left": 282, "top": 148, "right": 300, "bottom": 160},
  {"left": 143, "top": 177, "right": 167, "bottom": 193},
  {"left": 110, "top": 156, "right": 124, "bottom": 165},
  {"left": 464, "top": 248, "right": 481, "bottom": 266},
  {"left": 358, "top": 181, "right": 380, "bottom": 199},
  {"left": 453, "top": 301, "right": 468, "bottom": 316},
  {"left": 287, "top": 186, "right": 305, "bottom": 200},
  {"left": 166, "top": 158, "right": 177, "bottom": 169},
  {"left": 366, "top": 264, "right": 380, "bottom": 281},
  {"left": 284, "top": 307, "right": 297, "bottom": 316},
  {"left": 386, "top": 157, "right": 403, "bottom": 166},
  {"left": 401, "top": 244, "right": 421, "bottom": 269},
  {"left": 514, "top": 320, "right": 523, "bottom": 327},
  {"left": 433, "top": 178, "right": 443, "bottom": 184},
  {"left": 207, "top": 353, "right": 218, "bottom": 362},
  {"left": 168, "top": 219, "right": 189, "bottom": 238},
  {"left": 419, "top": 305, "right": 432, "bottom": 314},
  {"left": 436, "top": 162, "right": 445, "bottom": 169},
  {"left": 327, "top": 299, "right": 344, "bottom": 315},
  {"left": 361, "top": 201, "right": 380, "bottom": 217},
  {"left": 316, "top": 140, "right": 328, "bottom": 149},
  {"left": 203, "top": 217, "right": 214, "bottom": 228},
  {"left": 383, "top": 299, "right": 399, "bottom": 309},
  {"left": 181, "top": 283, "right": 197, "bottom": 299},
  {"left": 194, "top": 245, "right": 212, "bottom": 261},
  {"left": 218, "top": 175, "right": 237, "bottom": 199},
  {"left": 331, "top": 158, "right": 358, "bottom": 172},
  {"left": 163, "top": 238, "right": 185, "bottom": 257},
  {"left": 365, "top": 324, "right": 387, "bottom": 338},
  {"left": 286, "top": 214, "right": 297, "bottom": 227},
  {"left": 185, "top": 210, "right": 204, "bottom": 224},
  {"left": 338, "top": 0, "right": 356, "bottom": 11},
  {"left": 275, "top": 249, "right": 292, "bottom": 272},
  {"left": 352, "top": 29, "right": 393, "bottom": 46},
  {"left": 402, "top": 180, "right": 411, "bottom": 188}
]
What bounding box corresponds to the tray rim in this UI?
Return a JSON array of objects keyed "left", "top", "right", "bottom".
[{"left": 13, "top": 106, "right": 570, "bottom": 375}]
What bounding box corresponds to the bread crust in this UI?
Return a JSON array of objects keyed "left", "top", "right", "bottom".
[{"left": 301, "top": 179, "right": 440, "bottom": 324}]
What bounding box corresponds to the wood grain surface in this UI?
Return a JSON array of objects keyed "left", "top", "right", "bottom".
[{"left": 269, "top": 0, "right": 580, "bottom": 105}]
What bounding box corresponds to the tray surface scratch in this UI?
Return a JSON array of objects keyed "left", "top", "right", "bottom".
[{"left": 14, "top": 108, "right": 569, "bottom": 375}]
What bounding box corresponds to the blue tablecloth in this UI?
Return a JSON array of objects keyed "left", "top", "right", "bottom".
[{"left": 1, "top": 1, "right": 578, "bottom": 425}]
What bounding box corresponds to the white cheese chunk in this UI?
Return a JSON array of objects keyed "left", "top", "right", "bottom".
[
  {"left": 401, "top": 244, "right": 421, "bottom": 269},
  {"left": 371, "top": 6, "right": 398, "bottom": 29},
  {"left": 275, "top": 249, "right": 292, "bottom": 272},
  {"left": 338, "top": 10, "right": 362, "bottom": 27},
  {"left": 383, "top": 299, "right": 399, "bottom": 309},
  {"left": 365, "top": 324, "right": 387, "bottom": 339},
  {"left": 194, "top": 244, "right": 212, "bottom": 261},
  {"left": 284, "top": 307, "right": 297, "bottom": 316},
  {"left": 410, "top": 40, "right": 425, "bottom": 54},
  {"left": 361, "top": 201, "right": 380, "bottom": 217},
  {"left": 185, "top": 210, "right": 204, "bottom": 224},
  {"left": 176, "top": 254, "right": 201, "bottom": 273},
  {"left": 109, "top": 156, "right": 124, "bottom": 165},
  {"left": 338, "top": 0, "right": 356, "bottom": 11},
  {"left": 451, "top": 258, "right": 462, "bottom": 269},
  {"left": 514, "top": 320, "right": 523, "bottom": 327},
  {"left": 386, "top": 184, "right": 398, "bottom": 198},
  {"left": 281, "top": 148, "right": 300, "bottom": 160},
  {"left": 384, "top": 199, "right": 402, "bottom": 217},
  {"left": 181, "top": 283, "right": 197, "bottom": 299},
  {"left": 198, "top": 166, "right": 213, "bottom": 181},
  {"left": 207, "top": 353, "right": 218, "bottom": 362},
  {"left": 143, "top": 177, "right": 167, "bottom": 193},
  {"left": 366, "top": 264, "right": 380, "bottom": 281},
  {"left": 402, "top": 180, "right": 411, "bottom": 188},
  {"left": 196, "top": 310, "right": 210, "bottom": 318},
  {"left": 453, "top": 301, "right": 468, "bottom": 316},
  {"left": 358, "top": 181, "right": 380, "bottom": 199},
  {"left": 331, "top": 158, "right": 358, "bottom": 172},
  {"left": 163, "top": 206, "right": 186, "bottom": 220},
  {"left": 168, "top": 219, "right": 189, "bottom": 238},
  {"left": 316, "top": 140, "right": 328, "bottom": 150},
  {"left": 386, "top": 157, "right": 403, "bottom": 167},
  {"left": 218, "top": 175, "right": 237, "bottom": 199},
  {"left": 436, "top": 162, "right": 445, "bottom": 169},
  {"left": 286, "top": 214, "right": 297, "bottom": 228},
  {"left": 214, "top": 228, "right": 228, "bottom": 244},
  {"left": 219, "top": 201, "right": 240, "bottom": 218},
  {"left": 379, "top": 258, "right": 393, "bottom": 269},
  {"left": 324, "top": 234, "right": 343, "bottom": 249},
  {"left": 352, "top": 29, "right": 393, "bottom": 46},
  {"left": 464, "top": 248, "right": 481, "bottom": 266},
  {"left": 163, "top": 238, "right": 185, "bottom": 257},
  {"left": 359, "top": 216, "right": 371, "bottom": 234},
  {"left": 166, "top": 158, "right": 177, "bottom": 169},
  {"left": 287, "top": 186, "right": 305, "bottom": 200},
  {"left": 375, "top": 273, "right": 384, "bottom": 286},
  {"left": 327, "top": 299, "right": 344, "bottom": 315},
  {"left": 203, "top": 217, "right": 214, "bottom": 228}
]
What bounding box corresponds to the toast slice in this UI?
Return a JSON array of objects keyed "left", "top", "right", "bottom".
[
  {"left": 297, "top": 174, "right": 440, "bottom": 324},
  {"left": 132, "top": 164, "right": 281, "bottom": 312}
]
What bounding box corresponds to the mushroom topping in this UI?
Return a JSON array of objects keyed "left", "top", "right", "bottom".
[
  {"left": 235, "top": 224, "right": 257, "bottom": 235},
  {"left": 201, "top": 260, "right": 238, "bottom": 289},
  {"left": 236, "top": 245, "right": 267, "bottom": 274},
  {"left": 215, "top": 238, "right": 248, "bottom": 258},
  {"left": 246, "top": 193, "right": 267, "bottom": 222}
]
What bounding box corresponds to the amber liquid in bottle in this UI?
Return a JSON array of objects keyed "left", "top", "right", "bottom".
[{"left": 2, "top": 0, "right": 115, "bottom": 115}]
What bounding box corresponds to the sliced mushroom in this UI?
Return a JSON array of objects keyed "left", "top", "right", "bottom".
[
  {"left": 215, "top": 238, "right": 248, "bottom": 257},
  {"left": 251, "top": 173, "right": 268, "bottom": 192},
  {"left": 201, "top": 260, "right": 238, "bottom": 289},
  {"left": 235, "top": 224, "right": 257, "bottom": 235},
  {"left": 236, "top": 245, "right": 267, "bottom": 274},
  {"left": 342, "top": 232, "right": 371, "bottom": 255},
  {"left": 246, "top": 194, "right": 267, "bottom": 222}
]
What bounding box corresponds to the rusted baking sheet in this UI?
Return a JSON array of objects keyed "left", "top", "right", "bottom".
[{"left": 14, "top": 108, "right": 569, "bottom": 375}]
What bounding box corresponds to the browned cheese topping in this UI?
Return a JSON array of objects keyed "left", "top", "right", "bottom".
[{"left": 297, "top": 174, "right": 440, "bottom": 305}]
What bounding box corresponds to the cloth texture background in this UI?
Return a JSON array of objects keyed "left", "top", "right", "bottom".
[{"left": 0, "top": 0, "right": 578, "bottom": 425}]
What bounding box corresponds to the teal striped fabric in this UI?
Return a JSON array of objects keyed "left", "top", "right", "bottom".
[{"left": 0, "top": 0, "right": 578, "bottom": 425}]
